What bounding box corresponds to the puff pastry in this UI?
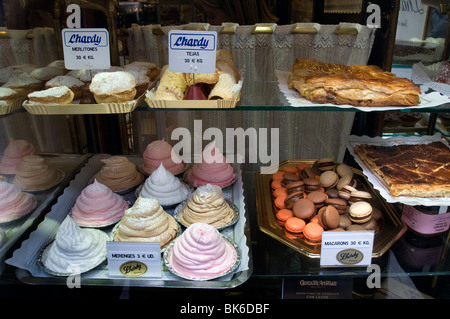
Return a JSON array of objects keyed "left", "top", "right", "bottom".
[
  {"left": 289, "top": 58, "right": 421, "bottom": 106},
  {"left": 354, "top": 141, "right": 450, "bottom": 197}
]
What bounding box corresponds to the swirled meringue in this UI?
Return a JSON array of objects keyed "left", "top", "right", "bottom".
[
  {"left": 0, "top": 139, "right": 36, "bottom": 174},
  {"left": 42, "top": 216, "right": 108, "bottom": 274},
  {"left": 71, "top": 179, "right": 128, "bottom": 227},
  {"left": 0, "top": 180, "right": 35, "bottom": 222},
  {"left": 139, "top": 163, "right": 190, "bottom": 206},
  {"left": 168, "top": 222, "right": 237, "bottom": 279},
  {"left": 141, "top": 139, "right": 185, "bottom": 175},
  {"left": 178, "top": 184, "right": 235, "bottom": 228},
  {"left": 13, "top": 155, "right": 62, "bottom": 191},
  {"left": 95, "top": 156, "right": 143, "bottom": 192},
  {"left": 114, "top": 197, "right": 178, "bottom": 248}
]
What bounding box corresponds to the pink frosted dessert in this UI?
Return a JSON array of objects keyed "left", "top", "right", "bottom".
[
  {"left": 168, "top": 222, "right": 238, "bottom": 279},
  {"left": 141, "top": 139, "right": 185, "bottom": 175},
  {"left": 186, "top": 142, "right": 235, "bottom": 187},
  {"left": 71, "top": 179, "right": 129, "bottom": 227},
  {"left": 0, "top": 139, "right": 36, "bottom": 174},
  {"left": 0, "top": 181, "right": 35, "bottom": 222}
]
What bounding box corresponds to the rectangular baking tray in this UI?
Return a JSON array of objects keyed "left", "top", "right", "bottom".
[
  {"left": 255, "top": 159, "right": 406, "bottom": 258},
  {"left": 9, "top": 154, "right": 252, "bottom": 288}
]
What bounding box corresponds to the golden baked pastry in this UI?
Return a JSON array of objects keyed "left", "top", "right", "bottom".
[
  {"left": 2, "top": 75, "right": 43, "bottom": 97},
  {"left": 354, "top": 141, "right": 450, "bottom": 197},
  {"left": 125, "top": 61, "right": 160, "bottom": 81},
  {"left": 89, "top": 71, "right": 136, "bottom": 103},
  {"left": 184, "top": 68, "right": 220, "bottom": 86},
  {"left": 30, "top": 66, "right": 67, "bottom": 82},
  {"left": 27, "top": 86, "right": 75, "bottom": 105},
  {"left": 289, "top": 58, "right": 421, "bottom": 107},
  {"left": 155, "top": 65, "right": 187, "bottom": 100},
  {"left": 0, "top": 87, "right": 21, "bottom": 103},
  {"left": 45, "top": 75, "right": 85, "bottom": 100}
]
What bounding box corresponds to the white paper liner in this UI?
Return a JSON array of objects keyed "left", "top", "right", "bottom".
[
  {"left": 411, "top": 62, "right": 450, "bottom": 97},
  {"left": 276, "top": 70, "right": 450, "bottom": 112},
  {"left": 6, "top": 156, "right": 250, "bottom": 285},
  {"left": 347, "top": 133, "right": 450, "bottom": 205}
]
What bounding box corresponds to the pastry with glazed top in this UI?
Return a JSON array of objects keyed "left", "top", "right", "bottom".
[
  {"left": 114, "top": 197, "right": 178, "bottom": 248},
  {"left": 89, "top": 71, "right": 136, "bottom": 103},
  {"left": 41, "top": 215, "right": 108, "bottom": 274},
  {"left": 71, "top": 179, "right": 128, "bottom": 227},
  {"left": 0, "top": 180, "right": 35, "bottom": 222},
  {"left": 289, "top": 58, "right": 421, "bottom": 106},
  {"left": 139, "top": 163, "right": 191, "bottom": 206},
  {"left": 95, "top": 156, "right": 143, "bottom": 192},
  {"left": 178, "top": 184, "right": 236, "bottom": 228},
  {"left": 2, "top": 75, "right": 43, "bottom": 97},
  {"left": 45, "top": 75, "right": 85, "bottom": 100},
  {"left": 0, "top": 139, "right": 36, "bottom": 174},
  {"left": 12, "top": 155, "right": 62, "bottom": 191},
  {"left": 185, "top": 142, "right": 235, "bottom": 187},
  {"left": 141, "top": 139, "right": 185, "bottom": 175},
  {"left": 27, "top": 86, "right": 75, "bottom": 105},
  {"left": 167, "top": 222, "right": 238, "bottom": 279}
]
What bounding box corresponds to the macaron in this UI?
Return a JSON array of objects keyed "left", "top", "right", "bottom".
[
  {"left": 284, "top": 191, "right": 304, "bottom": 210},
  {"left": 293, "top": 198, "right": 316, "bottom": 219},
  {"left": 276, "top": 209, "right": 294, "bottom": 226},
  {"left": 274, "top": 195, "right": 287, "bottom": 210},
  {"left": 285, "top": 217, "right": 306, "bottom": 234},
  {"left": 338, "top": 185, "right": 357, "bottom": 200},
  {"left": 325, "top": 188, "right": 339, "bottom": 199},
  {"left": 303, "top": 177, "right": 321, "bottom": 193},
  {"left": 315, "top": 157, "right": 336, "bottom": 172},
  {"left": 272, "top": 187, "right": 288, "bottom": 197},
  {"left": 319, "top": 170, "right": 339, "bottom": 188},
  {"left": 371, "top": 207, "right": 383, "bottom": 221},
  {"left": 325, "top": 197, "right": 348, "bottom": 214},
  {"left": 285, "top": 180, "right": 305, "bottom": 194},
  {"left": 282, "top": 165, "right": 298, "bottom": 174},
  {"left": 346, "top": 224, "right": 368, "bottom": 231},
  {"left": 271, "top": 179, "right": 283, "bottom": 189},
  {"left": 317, "top": 205, "right": 340, "bottom": 229},
  {"left": 307, "top": 191, "right": 328, "bottom": 209},
  {"left": 303, "top": 222, "right": 324, "bottom": 242},
  {"left": 336, "top": 174, "right": 353, "bottom": 190},
  {"left": 360, "top": 218, "right": 378, "bottom": 232},
  {"left": 296, "top": 163, "right": 310, "bottom": 172},
  {"left": 272, "top": 171, "right": 285, "bottom": 181},
  {"left": 349, "top": 201, "right": 373, "bottom": 224},
  {"left": 336, "top": 163, "right": 354, "bottom": 178},
  {"left": 349, "top": 190, "right": 372, "bottom": 204},
  {"left": 298, "top": 167, "right": 316, "bottom": 179},
  {"left": 339, "top": 215, "right": 352, "bottom": 229},
  {"left": 281, "top": 172, "right": 300, "bottom": 186}
]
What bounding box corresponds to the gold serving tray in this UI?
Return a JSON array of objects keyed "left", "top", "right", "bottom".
[
  {"left": 255, "top": 159, "right": 407, "bottom": 258},
  {"left": 145, "top": 92, "right": 241, "bottom": 109},
  {"left": 0, "top": 98, "right": 25, "bottom": 115}
]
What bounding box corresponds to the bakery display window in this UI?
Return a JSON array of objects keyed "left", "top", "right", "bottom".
[{"left": 0, "top": 0, "right": 449, "bottom": 300}]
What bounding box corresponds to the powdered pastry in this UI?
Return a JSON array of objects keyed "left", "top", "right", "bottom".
[
  {"left": 71, "top": 179, "right": 129, "bottom": 227},
  {"left": 41, "top": 215, "right": 108, "bottom": 274},
  {"left": 141, "top": 139, "right": 185, "bottom": 175},
  {"left": 0, "top": 139, "right": 36, "bottom": 174},
  {"left": 139, "top": 163, "right": 191, "bottom": 206},
  {"left": 114, "top": 197, "right": 178, "bottom": 248},
  {"left": 185, "top": 141, "right": 235, "bottom": 187},
  {"left": 178, "top": 184, "right": 236, "bottom": 228},
  {"left": 89, "top": 71, "right": 136, "bottom": 103},
  {"left": 0, "top": 180, "right": 35, "bottom": 223},
  {"left": 95, "top": 156, "right": 143, "bottom": 192},
  {"left": 167, "top": 222, "right": 237, "bottom": 279},
  {"left": 27, "top": 86, "right": 75, "bottom": 105},
  {"left": 12, "top": 155, "right": 62, "bottom": 191}
]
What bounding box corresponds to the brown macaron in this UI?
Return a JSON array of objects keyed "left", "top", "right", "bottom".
[
  {"left": 298, "top": 166, "right": 316, "bottom": 179},
  {"left": 315, "top": 157, "right": 336, "bottom": 172},
  {"left": 281, "top": 172, "right": 300, "bottom": 187},
  {"left": 325, "top": 197, "right": 348, "bottom": 214},
  {"left": 339, "top": 215, "right": 352, "bottom": 229},
  {"left": 307, "top": 191, "right": 328, "bottom": 209},
  {"left": 319, "top": 170, "right": 339, "bottom": 188},
  {"left": 325, "top": 188, "right": 339, "bottom": 198},
  {"left": 303, "top": 177, "right": 321, "bottom": 193},
  {"left": 336, "top": 163, "right": 354, "bottom": 178},
  {"left": 285, "top": 180, "right": 305, "bottom": 194},
  {"left": 284, "top": 191, "right": 304, "bottom": 210},
  {"left": 292, "top": 198, "right": 316, "bottom": 220},
  {"left": 317, "top": 205, "right": 340, "bottom": 229}
]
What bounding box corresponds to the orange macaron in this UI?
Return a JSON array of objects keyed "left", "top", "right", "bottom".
[
  {"left": 271, "top": 179, "right": 283, "bottom": 189},
  {"left": 272, "top": 187, "right": 288, "bottom": 197},
  {"left": 285, "top": 217, "right": 306, "bottom": 234},
  {"left": 282, "top": 165, "right": 298, "bottom": 174},
  {"left": 272, "top": 171, "right": 285, "bottom": 180},
  {"left": 276, "top": 209, "right": 294, "bottom": 226},
  {"left": 274, "top": 195, "right": 287, "bottom": 209},
  {"left": 303, "top": 222, "right": 324, "bottom": 243}
]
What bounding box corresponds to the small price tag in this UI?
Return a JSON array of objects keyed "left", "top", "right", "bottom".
[
  {"left": 168, "top": 30, "right": 217, "bottom": 74},
  {"left": 320, "top": 231, "right": 374, "bottom": 267},
  {"left": 61, "top": 28, "right": 110, "bottom": 70},
  {"left": 106, "top": 242, "right": 161, "bottom": 278}
]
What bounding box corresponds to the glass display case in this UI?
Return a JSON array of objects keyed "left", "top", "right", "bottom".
[{"left": 0, "top": 0, "right": 449, "bottom": 300}]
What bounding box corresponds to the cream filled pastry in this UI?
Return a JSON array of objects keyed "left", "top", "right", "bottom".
[
  {"left": 95, "top": 156, "right": 143, "bottom": 192},
  {"left": 71, "top": 179, "right": 128, "bottom": 227},
  {"left": 167, "top": 222, "right": 237, "bottom": 279},
  {"left": 114, "top": 197, "right": 178, "bottom": 248},
  {"left": 185, "top": 142, "right": 234, "bottom": 187},
  {"left": 178, "top": 184, "right": 235, "bottom": 228},
  {"left": 12, "top": 155, "right": 62, "bottom": 191},
  {"left": 0, "top": 181, "right": 35, "bottom": 222},
  {"left": 141, "top": 139, "right": 185, "bottom": 175},
  {"left": 139, "top": 163, "right": 191, "bottom": 206},
  {"left": 0, "top": 139, "right": 36, "bottom": 174},
  {"left": 41, "top": 216, "right": 108, "bottom": 274}
]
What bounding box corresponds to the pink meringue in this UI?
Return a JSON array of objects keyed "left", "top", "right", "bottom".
[
  {"left": 71, "top": 179, "right": 129, "bottom": 227},
  {"left": 168, "top": 222, "right": 238, "bottom": 279},
  {"left": 0, "top": 181, "right": 35, "bottom": 222},
  {"left": 0, "top": 139, "right": 36, "bottom": 174},
  {"left": 141, "top": 139, "right": 185, "bottom": 175},
  {"left": 186, "top": 142, "right": 234, "bottom": 187}
]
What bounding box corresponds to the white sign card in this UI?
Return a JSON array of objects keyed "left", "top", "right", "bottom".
[
  {"left": 61, "top": 28, "right": 111, "bottom": 70},
  {"left": 320, "top": 231, "right": 374, "bottom": 267},
  {"left": 106, "top": 242, "right": 162, "bottom": 278},
  {"left": 168, "top": 30, "right": 217, "bottom": 74}
]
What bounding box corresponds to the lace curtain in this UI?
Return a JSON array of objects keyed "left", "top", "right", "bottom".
[{"left": 129, "top": 23, "right": 376, "bottom": 169}]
